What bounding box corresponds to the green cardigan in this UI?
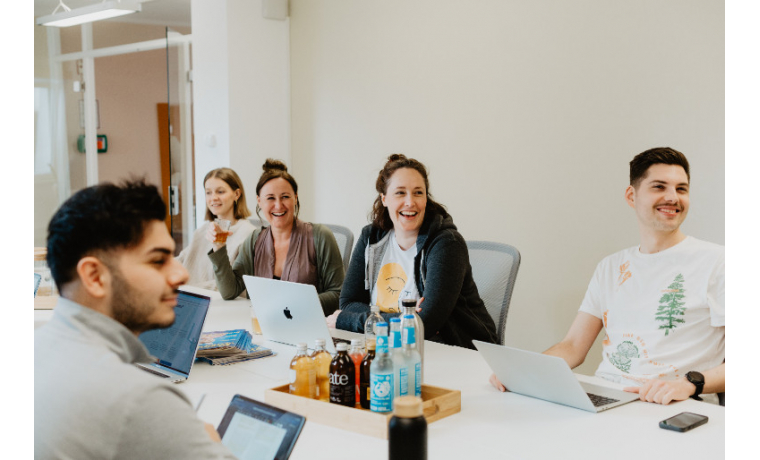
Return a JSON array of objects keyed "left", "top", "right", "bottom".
[{"left": 208, "top": 223, "right": 345, "bottom": 315}]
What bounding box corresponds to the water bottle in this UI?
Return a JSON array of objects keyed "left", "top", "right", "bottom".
[
  {"left": 370, "top": 323, "right": 394, "bottom": 413},
  {"left": 364, "top": 304, "right": 384, "bottom": 353},
  {"left": 399, "top": 298, "right": 424, "bottom": 382},
  {"left": 402, "top": 318, "right": 422, "bottom": 397},
  {"left": 389, "top": 396, "right": 427, "bottom": 460},
  {"left": 389, "top": 317, "right": 409, "bottom": 398}
]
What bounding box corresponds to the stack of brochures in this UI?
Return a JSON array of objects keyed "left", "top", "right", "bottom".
[{"left": 196, "top": 329, "right": 274, "bottom": 365}]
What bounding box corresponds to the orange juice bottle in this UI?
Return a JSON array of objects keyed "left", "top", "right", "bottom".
[
  {"left": 310, "top": 339, "right": 332, "bottom": 401},
  {"left": 289, "top": 343, "right": 316, "bottom": 398}
]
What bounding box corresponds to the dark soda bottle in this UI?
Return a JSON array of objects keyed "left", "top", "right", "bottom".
[
  {"left": 329, "top": 343, "right": 355, "bottom": 406},
  {"left": 359, "top": 339, "right": 376, "bottom": 409}
]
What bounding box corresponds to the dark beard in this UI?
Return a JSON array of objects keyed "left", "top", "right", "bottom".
[{"left": 110, "top": 268, "right": 176, "bottom": 334}]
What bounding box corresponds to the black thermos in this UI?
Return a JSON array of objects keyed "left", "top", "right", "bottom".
[{"left": 388, "top": 396, "right": 427, "bottom": 460}]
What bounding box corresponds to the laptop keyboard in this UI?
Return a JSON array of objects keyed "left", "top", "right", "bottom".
[
  {"left": 587, "top": 393, "right": 619, "bottom": 407},
  {"left": 139, "top": 365, "right": 171, "bottom": 379}
]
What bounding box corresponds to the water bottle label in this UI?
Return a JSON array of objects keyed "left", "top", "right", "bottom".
[
  {"left": 370, "top": 374, "right": 393, "bottom": 412},
  {"left": 390, "top": 331, "right": 401, "bottom": 349},
  {"left": 403, "top": 326, "right": 416, "bottom": 345},
  {"left": 399, "top": 368, "right": 408, "bottom": 396},
  {"left": 377, "top": 335, "right": 389, "bottom": 353},
  {"left": 414, "top": 362, "right": 421, "bottom": 397}
]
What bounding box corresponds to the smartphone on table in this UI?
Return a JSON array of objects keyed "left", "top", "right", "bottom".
[{"left": 659, "top": 412, "right": 709, "bottom": 432}]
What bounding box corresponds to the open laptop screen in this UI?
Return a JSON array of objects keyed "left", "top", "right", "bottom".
[{"left": 138, "top": 291, "right": 210, "bottom": 375}]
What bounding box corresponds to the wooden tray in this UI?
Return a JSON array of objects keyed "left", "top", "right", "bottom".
[{"left": 265, "top": 383, "right": 461, "bottom": 439}]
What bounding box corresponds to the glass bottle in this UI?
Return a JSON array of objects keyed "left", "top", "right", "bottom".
[
  {"left": 400, "top": 297, "right": 424, "bottom": 382},
  {"left": 310, "top": 338, "right": 332, "bottom": 402},
  {"left": 329, "top": 343, "right": 356, "bottom": 406},
  {"left": 359, "top": 339, "right": 376, "bottom": 409},
  {"left": 370, "top": 323, "right": 394, "bottom": 413},
  {"left": 349, "top": 338, "right": 365, "bottom": 406},
  {"left": 402, "top": 317, "right": 422, "bottom": 397},
  {"left": 289, "top": 342, "right": 316, "bottom": 398},
  {"left": 364, "top": 304, "right": 384, "bottom": 352},
  {"left": 390, "top": 317, "right": 409, "bottom": 397},
  {"left": 389, "top": 396, "right": 427, "bottom": 460}
]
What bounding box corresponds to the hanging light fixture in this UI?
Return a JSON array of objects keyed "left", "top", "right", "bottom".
[{"left": 36, "top": 1, "right": 142, "bottom": 28}]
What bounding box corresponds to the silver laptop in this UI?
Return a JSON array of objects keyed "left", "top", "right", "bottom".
[
  {"left": 473, "top": 340, "right": 639, "bottom": 413},
  {"left": 137, "top": 290, "right": 211, "bottom": 383},
  {"left": 243, "top": 275, "right": 338, "bottom": 353}
]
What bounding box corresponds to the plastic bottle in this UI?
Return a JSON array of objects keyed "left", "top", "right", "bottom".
[
  {"left": 389, "top": 396, "right": 427, "bottom": 460},
  {"left": 370, "top": 322, "right": 394, "bottom": 413},
  {"left": 348, "top": 338, "right": 365, "bottom": 406},
  {"left": 289, "top": 342, "right": 316, "bottom": 398},
  {"left": 364, "top": 304, "right": 384, "bottom": 353},
  {"left": 329, "top": 343, "right": 356, "bottom": 406},
  {"left": 359, "top": 339, "right": 376, "bottom": 409},
  {"left": 310, "top": 338, "right": 332, "bottom": 402},
  {"left": 400, "top": 298, "right": 424, "bottom": 383},
  {"left": 389, "top": 317, "right": 409, "bottom": 398},
  {"left": 402, "top": 317, "right": 422, "bottom": 397}
]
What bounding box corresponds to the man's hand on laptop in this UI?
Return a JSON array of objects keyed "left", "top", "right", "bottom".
[
  {"left": 623, "top": 378, "right": 694, "bottom": 405},
  {"left": 489, "top": 373, "right": 507, "bottom": 392},
  {"left": 326, "top": 310, "right": 340, "bottom": 328}
]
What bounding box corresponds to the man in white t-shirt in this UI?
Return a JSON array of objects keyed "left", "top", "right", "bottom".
[{"left": 490, "top": 147, "right": 725, "bottom": 405}]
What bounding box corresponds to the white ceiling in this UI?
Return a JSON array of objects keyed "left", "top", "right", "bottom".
[{"left": 34, "top": 0, "right": 192, "bottom": 28}]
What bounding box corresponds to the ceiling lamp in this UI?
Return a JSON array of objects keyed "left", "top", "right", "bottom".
[{"left": 36, "top": 1, "right": 142, "bottom": 28}]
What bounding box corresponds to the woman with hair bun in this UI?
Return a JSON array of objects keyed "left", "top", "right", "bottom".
[
  {"left": 177, "top": 167, "right": 255, "bottom": 290},
  {"left": 327, "top": 154, "right": 498, "bottom": 349},
  {"left": 209, "top": 159, "right": 345, "bottom": 314}
]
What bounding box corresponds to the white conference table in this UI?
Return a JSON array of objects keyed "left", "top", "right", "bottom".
[{"left": 35, "top": 287, "right": 725, "bottom": 459}]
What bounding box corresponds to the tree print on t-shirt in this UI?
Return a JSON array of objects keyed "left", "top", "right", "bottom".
[
  {"left": 609, "top": 341, "right": 640, "bottom": 373},
  {"left": 655, "top": 274, "right": 686, "bottom": 336},
  {"left": 376, "top": 263, "right": 407, "bottom": 313}
]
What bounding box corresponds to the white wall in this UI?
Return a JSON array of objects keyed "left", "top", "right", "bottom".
[
  {"left": 289, "top": 0, "right": 725, "bottom": 374},
  {"left": 192, "top": 0, "right": 290, "bottom": 227}
]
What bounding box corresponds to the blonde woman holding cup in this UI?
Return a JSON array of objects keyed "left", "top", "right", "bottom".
[{"left": 176, "top": 168, "right": 255, "bottom": 289}]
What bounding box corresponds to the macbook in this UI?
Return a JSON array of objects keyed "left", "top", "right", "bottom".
[
  {"left": 137, "top": 290, "right": 211, "bottom": 383},
  {"left": 473, "top": 340, "right": 639, "bottom": 413},
  {"left": 243, "top": 275, "right": 338, "bottom": 353}
]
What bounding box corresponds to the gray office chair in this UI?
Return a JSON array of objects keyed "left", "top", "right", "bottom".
[
  {"left": 466, "top": 240, "right": 521, "bottom": 345},
  {"left": 248, "top": 217, "right": 265, "bottom": 228},
  {"left": 323, "top": 224, "right": 354, "bottom": 273}
]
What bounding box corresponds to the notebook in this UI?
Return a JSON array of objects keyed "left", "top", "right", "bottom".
[
  {"left": 137, "top": 290, "right": 211, "bottom": 383},
  {"left": 473, "top": 340, "right": 640, "bottom": 413},
  {"left": 243, "top": 275, "right": 338, "bottom": 353}
]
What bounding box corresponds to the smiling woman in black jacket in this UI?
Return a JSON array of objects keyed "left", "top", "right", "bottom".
[{"left": 326, "top": 154, "right": 498, "bottom": 349}]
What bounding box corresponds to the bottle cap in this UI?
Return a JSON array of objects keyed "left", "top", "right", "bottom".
[
  {"left": 296, "top": 342, "right": 307, "bottom": 351},
  {"left": 403, "top": 314, "right": 414, "bottom": 320},
  {"left": 393, "top": 396, "right": 424, "bottom": 418},
  {"left": 350, "top": 338, "right": 363, "bottom": 346},
  {"left": 401, "top": 298, "right": 417, "bottom": 308},
  {"left": 390, "top": 317, "right": 401, "bottom": 323},
  {"left": 315, "top": 338, "right": 326, "bottom": 346},
  {"left": 336, "top": 342, "right": 348, "bottom": 351},
  {"left": 370, "top": 304, "right": 380, "bottom": 313}
]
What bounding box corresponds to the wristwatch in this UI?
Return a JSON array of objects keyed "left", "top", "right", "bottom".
[{"left": 685, "top": 371, "right": 705, "bottom": 401}]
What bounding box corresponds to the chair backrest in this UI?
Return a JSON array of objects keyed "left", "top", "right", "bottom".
[
  {"left": 248, "top": 218, "right": 354, "bottom": 273},
  {"left": 323, "top": 224, "right": 354, "bottom": 273},
  {"left": 466, "top": 240, "right": 521, "bottom": 345}
]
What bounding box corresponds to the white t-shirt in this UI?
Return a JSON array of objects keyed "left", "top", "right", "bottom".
[
  {"left": 371, "top": 231, "right": 420, "bottom": 313},
  {"left": 579, "top": 236, "right": 725, "bottom": 386}
]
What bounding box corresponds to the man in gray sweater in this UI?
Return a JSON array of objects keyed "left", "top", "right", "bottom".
[{"left": 35, "top": 180, "right": 236, "bottom": 459}]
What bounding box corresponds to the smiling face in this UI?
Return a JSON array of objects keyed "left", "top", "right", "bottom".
[
  {"left": 626, "top": 163, "right": 690, "bottom": 236},
  {"left": 205, "top": 177, "right": 240, "bottom": 222},
  {"left": 257, "top": 177, "right": 298, "bottom": 230},
  {"left": 381, "top": 167, "right": 428, "bottom": 238},
  {"left": 108, "top": 220, "right": 189, "bottom": 335}
]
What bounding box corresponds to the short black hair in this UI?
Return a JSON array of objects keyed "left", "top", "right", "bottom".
[
  {"left": 46, "top": 179, "right": 167, "bottom": 289},
  {"left": 629, "top": 147, "right": 690, "bottom": 188}
]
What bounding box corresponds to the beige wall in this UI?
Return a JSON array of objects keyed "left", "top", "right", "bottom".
[{"left": 289, "top": 0, "right": 725, "bottom": 374}]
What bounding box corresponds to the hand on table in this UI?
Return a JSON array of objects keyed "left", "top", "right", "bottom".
[
  {"left": 326, "top": 310, "right": 341, "bottom": 328},
  {"left": 489, "top": 373, "right": 506, "bottom": 392},
  {"left": 624, "top": 377, "right": 695, "bottom": 405}
]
